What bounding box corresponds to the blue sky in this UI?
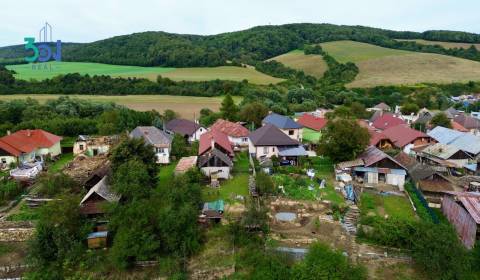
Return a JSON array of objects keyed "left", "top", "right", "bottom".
[{"left": 1, "top": 0, "right": 478, "bottom": 46}]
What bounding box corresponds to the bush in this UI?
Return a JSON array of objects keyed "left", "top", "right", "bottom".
[{"left": 36, "top": 173, "right": 78, "bottom": 197}]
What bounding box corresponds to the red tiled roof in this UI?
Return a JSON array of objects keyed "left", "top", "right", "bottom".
[
  {"left": 372, "top": 113, "right": 406, "bottom": 130},
  {"left": 451, "top": 121, "right": 469, "bottom": 132},
  {"left": 210, "top": 119, "right": 249, "bottom": 138},
  {"left": 199, "top": 129, "right": 233, "bottom": 156},
  {"left": 0, "top": 129, "right": 62, "bottom": 156},
  {"left": 369, "top": 130, "right": 389, "bottom": 146},
  {"left": 297, "top": 114, "right": 327, "bottom": 131},
  {"left": 382, "top": 125, "right": 429, "bottom": 148}
]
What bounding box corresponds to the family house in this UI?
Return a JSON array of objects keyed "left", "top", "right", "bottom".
[
  {"left": 129, "top": 126, "right": 173, "bottom": 164},
  {"left": 381, "top": 125, "right": 432, "bottom": 154},
  {"left": 428, "top": 126, "right": 480, "bottom": 158},
  {"left": 394, "top": 152, "right": 456, "bottom": 207},
  {"left": 371, "top": 113, "right": 407, "bottom": 131},
  {"left": 198, "top": 130, "right": 234, "bottom": 179},
  {"left": 73, "top": 135, "right": 118, "bottom": 157},
  {"left": 338, "top": 146, "right": 407, "bottom": 190},
  {"left": 296, "top": 113, "right": 327, "bottom": 144},
  {"left": 454, "top": 114, "right": 480, "bottom": 135},
  {"left": 358, "top": 120, "right": 394, "bottom": 150},
  {"left": 419, "top": 143, "right": 472, "bottom": 168},
  {"left": 165, "top": 119, "right": 206, "bottom": 143},
  {"left": 262, "top": 113, "right": 303, "bottom": 141},
  {"left": 249, "top": 124, "right": 307, "bottom": 165},
  {"left": 0, "top": 129, "right": 62, "bottom": 168},
  {"left": 210, "top": 119, "right": 250, "bottom": 150}
]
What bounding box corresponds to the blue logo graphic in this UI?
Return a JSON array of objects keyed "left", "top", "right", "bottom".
[{"left": 25, "top": 22, "right": 62, "bottom": 63}]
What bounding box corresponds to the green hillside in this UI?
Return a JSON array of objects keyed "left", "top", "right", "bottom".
[
  {"left": 6, "top": 62, "right": 283, "bottom": 85},
  {"left": 269, "top": 50, "right": 328, "bottom": 78},
  {"left": 316, "top": 41, "right": 480, "bottom": 87},
  {"left": 396, "top": 39, "right": 480, "bottom": 50}
]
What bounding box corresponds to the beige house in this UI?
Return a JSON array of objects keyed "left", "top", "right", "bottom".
[{"left": 262, "top": 113, "right": 303, "bottom": 141}]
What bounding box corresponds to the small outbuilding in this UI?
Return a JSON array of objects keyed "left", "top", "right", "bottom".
[{"left": 174, "top": 156, "right": 198, "bottom": 175}]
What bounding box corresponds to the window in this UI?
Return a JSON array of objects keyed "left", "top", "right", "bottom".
[
  {"left": 156, "top": 147, "right": 165, "bottom": 154},
  {"left": 289, "top": 130, "right": 294, "bottom": 135},
  {"left": 263, "top": 147, "right": 268, "bottom": 154},
  {"left": 1, "top": 158, "right": 6, "bottom": 164},
  {"left": 79, "top": 144, "right": 84, "bottom": 150},
  {"left": 243, "top": 137, "right": 248, "bottom": 142},
  {"left": 272, "top": 147, "right": 275, "bottom": 152}
]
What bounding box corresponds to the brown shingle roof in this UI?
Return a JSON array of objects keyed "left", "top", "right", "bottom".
[
  {"left": 166, "top": 119, "right": 202, "bottom": 136},
  {"left": 210, "top": 119, "right": 249, "bottom": 137}
]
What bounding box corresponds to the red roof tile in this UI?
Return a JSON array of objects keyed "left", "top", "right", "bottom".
[
  {"left": 372, "top": 113, "right": 406, "bottom": 130},
  {"left": 382, "top": 125, "right": 429, "bottom": 148},
  {"left": 210, "top": 119, "right": 249, "bottom": 138},
  {"left": 297, "top": 114, "right": 327, "bottom": 131},
  {"left": 0, "top": 129, "right": 62, "bottom": 156},
  {"left": 199, "top": 129, "right": 233, "bottom": 156},
  {"left": 369, "top": 130, "right": 389, "bottom": 146}
]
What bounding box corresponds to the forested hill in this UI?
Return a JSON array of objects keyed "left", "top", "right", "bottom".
[{"left": 2, "top": 23, "right": 480, "bottom": 67}]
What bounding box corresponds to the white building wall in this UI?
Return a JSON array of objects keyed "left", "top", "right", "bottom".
[
  {"left": 0, "top": 156, "right": 16, "bottom": 169},
  {"left": 201, "top": 166, "right": 230, "bottom": 179},
  {"left": 189, "top": 127, "right": 207, "bottom": 142},
  {"left": 280, "top": 128, "right": 302, "bottom": 142}
]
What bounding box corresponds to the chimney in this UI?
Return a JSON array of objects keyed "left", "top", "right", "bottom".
[
  {"left": 27, "top": 129, "right": 31, "bottom": 137},
  {"left": 211, "top": 137, "right": 215, "bottom": 150},
  {"left": 6, "top": 130, "right": 10, "bottom": 135}
]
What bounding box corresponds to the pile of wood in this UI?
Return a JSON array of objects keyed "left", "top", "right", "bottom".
[{"left": 63, "top": 155, "right": 109, "bottom": 184}]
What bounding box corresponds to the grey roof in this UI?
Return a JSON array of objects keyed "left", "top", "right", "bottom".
[
  {"left": 166, "top": 119, "right": 202, "bottom": 136},
  {"left": 263, "top": 113, "right": 302, "bottom": 129},
  {"left": 394, "top": 152, "right": 436, "bottom": 181},
  {"left": 198, "top": 148, "right": 233, "bottom": 167},
  {"left": 445, "top": 107, "right": 460, "bottom": 119},
  {"left": 369, "top": 110, "right": 383, "bottom": 123},
  {"left": 454, "top": 114, "right": 480, "bottom": 129},
  {"left": 130, "top": 126, "right": 172, "bottom": 146},
  {"left": 428, "top": 126, "right": 480, "bottom": 155},
  {"left": 358, "top": 146, "right": 406, "bottom": 170},
  {"left": 422, "top": 143, "right": 461, "bottom": 160},
  {"left": 249, "top": 124, "right": 299, "bottom": 146},
  {"left": 374, "top": 102, "right": 391, "bottom": 111},
  {"left": 80, "top": 176, "right": 120, "bottom": 205},
  {"left": 278, "top": 146, "right": 307, "bottom": 157}
]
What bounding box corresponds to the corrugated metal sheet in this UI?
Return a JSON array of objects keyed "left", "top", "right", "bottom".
[
  {"left": 428, "top": 126, "right": 480, "bottom": 155},
  {"left": 442, "top": 196, "right": 477, "bottom": 249},
  {"left": 459, "top": 196, "right": 480, "bottom": 224}
]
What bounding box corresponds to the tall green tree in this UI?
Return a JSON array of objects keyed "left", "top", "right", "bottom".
[
  {"left": 220, "top": 94, "right": 239, "bottom": 121},
  {"left": 430, "top": 112, "right": 452, "bottom": 128},
  {"left": 110, "top": 137, "right": 157, "bottom": 179},
  {"left": 239, "top": 102, "right": 269, "bottom": 127},
  {"left": 318, "top": 118, "right": 370, "bottom": 162}
]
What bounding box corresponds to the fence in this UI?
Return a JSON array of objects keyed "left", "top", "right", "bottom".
[{"left": 405, "top": 182, "right": 439, "bottom": 224}]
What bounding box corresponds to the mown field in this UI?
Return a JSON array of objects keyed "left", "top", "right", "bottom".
[
  {"left": 0, "top": 94, "right": 240, "bottom": 119},
  {"left": 268, "top": 50, "right": 328, "bottom": 78},
  {"left": 319, "top": 40, "right": 480, "bottom": 87},
  {"left": 6, "top": 62, "right": 283, "bottom": 85},
  {"left": 396, "top": 39, "right": 480, "bottom": 50}
]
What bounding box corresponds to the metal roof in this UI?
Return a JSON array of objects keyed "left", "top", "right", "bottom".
[
  {"left": 130, "top": 126, "right": 172, "bottom": 146},
  {"left": 88, "top": 231, "right": 108, "bottom": 239},
  {"left": 263, "top": 113, "right": 302, "bottom": 129},
  {"left": 428, "top": 126, "right": 480, "bottom": 155},
  {"left": 278, "top": 146, "right": 307, "bottom": 157},
  {"left": 422, "top": 143, "right": 460, "bottom": 160},
  {"left": 80, "top": 176, "right": 120, "bottom": 205}
]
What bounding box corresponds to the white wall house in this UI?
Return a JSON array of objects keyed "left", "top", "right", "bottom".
[{"left": 130, "top": 126, "right": 173, "bottom": 164}]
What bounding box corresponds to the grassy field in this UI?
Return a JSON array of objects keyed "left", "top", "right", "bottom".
[
  {"left": 269, "top": 50, "right": 328, "bottom": 78},
  {"left": 320, "top": 40, "right": 480, "bottom": 87},
  {"left": 396, "top": 39, "right": 480, "bottom": 50},
  {"left": 6, "top": 62, "right": 282, "bottom": 85},
  {"left": 0, "top": 94, "right": 240, "bottom": 119},
  {"left": 360, "top": 192, "right": 416, "bottom": 221}
]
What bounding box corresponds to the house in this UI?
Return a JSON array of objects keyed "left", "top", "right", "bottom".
[
  {"left": 262, "top": 113, "right": 303, "bottom": 141},
  {"left": 337, "top": 146, "right": 407, "bottom": 190},
  {"left": 445, "top": 107, "right": 461, "bottom": 119},
  {"left": 418, "top": 143, "right": 472, "bottom": 168},
  {"left": 165, "top": 119, "right": 206, "bottom": 143},
  {"left": 0, "top": 129, "right": 62, "bottom": 168},
  {"left": 249, "top": 124, "right": 307, "bottom": 165},
  {"left": 174, "top": 156, "right": 198, "bottom": 175},
  {"left": 358, "top": 120, "right": 394, "bottom": 150},
  {"left": 454, "top": 114, "right": 480, "bottom": 135},
  {"left": 428, "top": 126, "right": 480, "bottom": 158},
  {"left": 209, "top": 119, "right": 250, "bottom": 150},
  {"left": 394, "top": 152, "right": 456, "bottom": 207},
  {"left": 198, "top": 130, "right": 234, "bottom": 179},
  {"left": 451, "top": 121, "right": 469, "bottom": 133},
  {"left": 79, "top": 176, "right": 120, "bottom": 217},
  {"left": 296, "top": 113, "right": 327, "bottom": 144},
  {"left": 73, "top": 135, "right": 118, "bottom": 156},
  {"left": 129, "top": 126, "right": 173, "bottom": 164},
  {"left": 442, "top": 193, "right": 480, "bottom": 249},
  {"left": 381, "top": 125, "right": 432, "bottom": 154},
  {"left": 371, "top": 113, "right": 406, "bottom": 130}
]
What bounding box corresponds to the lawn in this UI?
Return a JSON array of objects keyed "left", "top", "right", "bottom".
[
  {"left": 202, "top": 174, "right": 249, "bottom": 202},
  {"left": 309, "top": 157, "right": 343, "bottom": 204},
  {"left": 360, "top": 192, "right": 416, "bottom": 221},
  {"left": 157, "top": 162, "right": 177, "bottom": 187},
  {"left": 0, "top": 94, "right": 241, "bottom": 120},
  {"left": 233, "top": 152, "right": 250, "bottom": 173},
  {"left": 7, "top": 62, "right": 282, "bottom": 85},
  {"left": 302, "top": 128, "right": 321, "bottom": 144},
  {"left": 6, "top": 202, "right": 40, "bottom": 221},
  {"left": 320, "top": 40, "right": 480, "bottom": 87},
  {"left": 269, "top": 49, "right": 328, "bottom": 78},
  {"left": 48, "top": 153, "right": 74, "bottom": 173}
]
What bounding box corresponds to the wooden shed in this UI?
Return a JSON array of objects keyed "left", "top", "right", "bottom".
[{"left": 87, "top": 231, "right": 108, "bottom": 249}]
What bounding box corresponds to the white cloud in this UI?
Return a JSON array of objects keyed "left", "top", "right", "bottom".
[{"left": 0, "top": 0, "right": 478, "bottom": 46}]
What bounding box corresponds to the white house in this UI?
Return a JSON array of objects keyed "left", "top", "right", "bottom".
[
  {"left": 166, "top": 119, "right": 207, "bottom": 143},
  {"left": 129, "top": 126, "right": 173, "bottom": 164}
]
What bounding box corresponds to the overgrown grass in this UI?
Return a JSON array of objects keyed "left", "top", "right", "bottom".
[
  {"left": 157, "top": 162, "right": 177, "bottom": 187},
  {"left": 6, "top": 203, "right": 40, "bottom": 221},
  {"left": 202, "top": 174, "right": 249, "bottom": 202},
  {"left": 360, "top": 192, "right": 416, "bottom": 221},
  {"left": 233, "top": 152, "right": 250, "bottom": 174},
  {"left": 48, "top": 153, "right": 74, "bottom": 173}
]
